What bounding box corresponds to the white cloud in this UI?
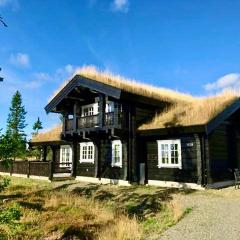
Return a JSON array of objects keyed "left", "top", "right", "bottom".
[
  {"left": 64, "top": 64, "right": 75, "bottom": 74},
  {"left": 9, "top": 53, "right": 30, "bottom": 68},
  {"left": 204, "top": 73, "right": 240, "bottom": 92},
  {"left": 24, "top": 64, "right": 77, "bottom": 90},
  {"left": 112, "top": 0, "right": 129, "bottom": 12},
  {"left": 24, "top": 80, "right": 42, "bottom": 89}
]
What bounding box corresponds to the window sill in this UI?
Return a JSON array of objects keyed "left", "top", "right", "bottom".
[
  {"left": 157, "top": 165, "right": 182, "bottom": 169},
  {"left": 79, "top": 160, "right": 94, "bottom": 164},
  {"left": 111, "top": 164, "right": 122, "bottom": 168}
]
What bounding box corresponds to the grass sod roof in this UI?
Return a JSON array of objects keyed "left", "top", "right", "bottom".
[
  {"left": 139, "top": 91, "right": 239, "bottom": 130},
  {"left": 48, "top": 65, "right": 194, "bottom": 104},
  {"left": 31, "top": 125, "right": 62, "bottom": 143}
]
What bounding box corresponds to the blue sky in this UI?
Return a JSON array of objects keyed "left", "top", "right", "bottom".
[{"left": 1, "top": 0, "right": 240, "bottom": 137}]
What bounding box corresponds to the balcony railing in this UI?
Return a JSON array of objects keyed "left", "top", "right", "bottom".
[
  {"left": 65, "top": 112, "right": 124, "bottom": 131},
  {"left": 78, "top": 114, "right": 99, "bottom": 128}
]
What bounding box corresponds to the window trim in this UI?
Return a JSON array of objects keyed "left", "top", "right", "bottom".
[
  {"left": 79, "top": 142, "right": 95, "bottom": 163},
  {"left": 60, "top": 145, "right": 72, "bottom": 168},
  {"left": 111, "top": 140, "right": 122, "bottom": 168},
  {"left": 157, "top": 139, "right": 182, "bottom": 169}
]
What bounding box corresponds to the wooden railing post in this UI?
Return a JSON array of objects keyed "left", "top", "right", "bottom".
[
  {"left": 10, "top": 160, "right": 13, "bottom": 176},
  {"left": 27, "top": 161, "right": 30, "bottom": 178}
]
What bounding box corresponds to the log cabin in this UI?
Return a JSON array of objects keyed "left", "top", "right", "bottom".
[{"left": 30, "top": 66, "right": 240, "bottom": 189}]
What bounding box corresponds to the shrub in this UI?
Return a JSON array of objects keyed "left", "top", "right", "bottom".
[
  {"left": 0, "top": 177, "right": 10, "bottom": 193},
  {"left": 0, "top": 204, "right": 22, "bottom": 225}
]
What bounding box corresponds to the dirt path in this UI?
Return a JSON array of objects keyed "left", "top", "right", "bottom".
[{"left": 160, "top": 187, "right": 240, "bottom": 240}]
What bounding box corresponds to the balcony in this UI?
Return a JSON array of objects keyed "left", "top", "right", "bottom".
[{"left": 65, "top": 112, "right": 124, "bottom": 132}]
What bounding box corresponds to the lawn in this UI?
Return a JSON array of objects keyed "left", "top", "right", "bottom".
[{"left": 0, "top": 177, "right": 194, "bottom": 240}]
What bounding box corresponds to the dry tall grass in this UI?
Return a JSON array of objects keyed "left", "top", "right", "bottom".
[
  {"left": 49, "top": 65, "right": 194, "bottom": 104},
  {"left": 0, "top": 178, "right": 188, "bottom": 240},
  {"left": 31, "top": 124, "right": 62, "bottom": 143},
  {"left": 139, "top": 91, "right": 239, "bottom": 130}
]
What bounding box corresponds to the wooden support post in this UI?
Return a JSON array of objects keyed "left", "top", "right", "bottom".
[
  {"left": 62, "top": 113, "right": 67, "bottom": 133},
  {"left": 114, "top": 102, "right": 119, "bottom": 127},
  {"left": 93, "top": 140, "right": 100, "bottom": 179},
  {"left": 98, "top": 94, "right": 106, "bottom": 128},
  {"left": 71, "top": 142, "right": 77, "bottom": 178},
  {"left": 49, "top": 161, "right": 53, "bottom": 181},
  {"left": 73, "top": 102, "right": 78, "bottom": 132},
  {"left": 128, "top": 103, "right": 137, "bottom": 183},
  {"left": 43, "top": 146, "right": 47, "bottom": 162},
  {"left": 194, "top": 134, "right": 202, "bottom": 185}
]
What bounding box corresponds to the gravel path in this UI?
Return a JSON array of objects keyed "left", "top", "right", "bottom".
[{"left": 160, "top": 188, "right": 240, "bottom": 240}]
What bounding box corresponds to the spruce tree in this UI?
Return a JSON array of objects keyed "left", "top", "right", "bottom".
[
  {"left": 32, "top": 117, "right": 43, "bottom": 135},
  {"left": 6, "top": 91, "right": 27, "bottom": 159}
]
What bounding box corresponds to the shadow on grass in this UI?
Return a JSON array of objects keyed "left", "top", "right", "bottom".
[
  {"left": 61, "top": 223, "right": 101, "bottom": 240},
  {"left": 18, "top": 201, "right": 43, "bottom": 211},
  {"left": 0, "top": 192, "right": 24, "bottom": 200},
  {"left": 52, "top": 182, "right": 77, "bottom": 191},
  {"left": 72, "top": 184, "right": 196, "bottom": 219}
]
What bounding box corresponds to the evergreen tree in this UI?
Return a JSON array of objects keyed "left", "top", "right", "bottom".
[
  {"left": 0, "top": 131, "right": 14, "bottom": 161},
  {"left": 6, "top": 91, "right": 27, "bottom": 159},
  {"left": 32, "top": 117, "right": 43, "bottom": 135}
]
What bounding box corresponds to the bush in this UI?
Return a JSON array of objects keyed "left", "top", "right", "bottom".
[
  {"left": 0, "top": 204, "right": 22, "bottom": 225},
  {"left": 0, "top": 177, "right": 10, "bottom": 192}
]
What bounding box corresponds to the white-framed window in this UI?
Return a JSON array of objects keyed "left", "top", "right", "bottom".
[
  {"left": 80, "top": 142, "right": 95, "bottom": 163},
  {"left": 112, "top": 140, "right": 122, "bottom": 167},
  {"left": 105, "top": 101, "right": 114, "bottom": 113},
  {"left": 157, "top": 139, "right": 182, "bottom": 169},
  {"left": 60, "top": 145, "right": 72, "bottom": 168},
  {"left": 81, "top": 103, "right": 98, "bottom": 117}
]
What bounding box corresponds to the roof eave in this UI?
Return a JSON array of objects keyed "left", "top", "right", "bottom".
[{"left": 45, "top": 75, "right": 122, "bottom": 114}]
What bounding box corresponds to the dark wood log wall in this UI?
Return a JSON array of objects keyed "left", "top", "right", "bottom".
[
  {"left": 75, "top": 139, "right": 127, "bottom": 180},
  {"left": 208, "top": 123, "right": 235, "bottom": 183},
  {"left": 76, "top": 143, "right": 96, "bottom": 177},
  {"left": 145, "top": 135, "right": 199, "bottom": 183}
]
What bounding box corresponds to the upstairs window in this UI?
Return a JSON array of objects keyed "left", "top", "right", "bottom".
[
  {"left": 157, "top": 140, "right": 182, "bottom": 169},
  {"left": 80, "top": 142, "right": 95, "bottom": 163},
  {"left": 60, "top": 145, "right": 72, "bottom": 168},
  {"left": 106, "top": 101, "right": 114, "bottom": 113},
  {"left": 112, "top": 140, "right": 122, "bottom": 167},
  {"left": 81, "top": 103, "right": 98, "bottom": 117}
]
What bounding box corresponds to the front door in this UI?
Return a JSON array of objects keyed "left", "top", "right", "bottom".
[{"left": 59, "top": 145, "right": 73, "bottom": 171}]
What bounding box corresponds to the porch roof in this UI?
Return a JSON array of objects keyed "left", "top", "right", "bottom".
[{"left": 31, "top": 125, "right": 62, "bottom": 143}]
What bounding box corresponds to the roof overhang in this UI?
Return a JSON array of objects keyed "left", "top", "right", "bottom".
[
  {"left": 45, "top": 75, "right": 122, "bottom": 114},
  {"left": 138, "top": 124, "right": 206, "bottom": 136},
  {"left": 205, "top": 99, "right": 240, "bottom": 135}
]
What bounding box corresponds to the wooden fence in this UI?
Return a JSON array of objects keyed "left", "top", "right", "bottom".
[{"left": 0, "top": 160, "right": 53, "bottom": 180}]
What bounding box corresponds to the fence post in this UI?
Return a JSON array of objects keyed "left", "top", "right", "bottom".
[
  {"left": 27, "top": 161, "right": 30, "bottom": 178},
  {"left": 10, "top": 160, "right": 13, "bottom": 176},
  {"left": 49, "top": 161, "right": 53, "bottom": 181}
]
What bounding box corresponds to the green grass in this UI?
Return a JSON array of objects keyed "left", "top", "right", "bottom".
[{"left": 0, "top": 177, "right": 194, "bottom": 239}]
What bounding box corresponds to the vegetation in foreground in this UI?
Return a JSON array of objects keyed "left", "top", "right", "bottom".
[{"left": 0, "top": 177, "right": 194, "bottom": 240}]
